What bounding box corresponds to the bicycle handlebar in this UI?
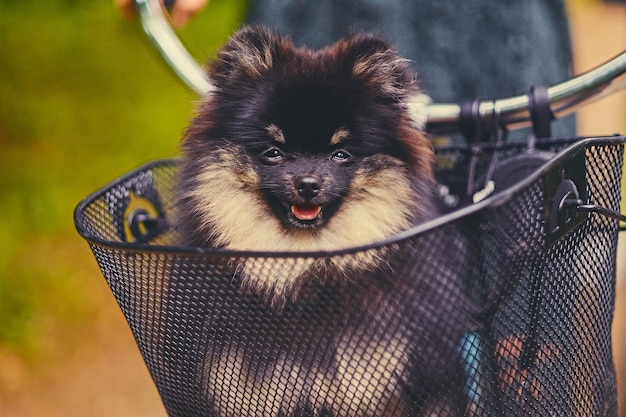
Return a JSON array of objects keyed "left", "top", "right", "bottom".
[{"left": 135, "top": 0, "right": 626, "bottom": 135}]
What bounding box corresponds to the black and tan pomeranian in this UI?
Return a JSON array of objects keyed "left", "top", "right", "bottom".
[{"left": 176, "top": 26, "right": 473, "bottom": 417}]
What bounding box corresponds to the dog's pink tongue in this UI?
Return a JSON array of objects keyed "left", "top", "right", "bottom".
[{"left": 291, "top": 204, "right": 322, "bottom": 221}]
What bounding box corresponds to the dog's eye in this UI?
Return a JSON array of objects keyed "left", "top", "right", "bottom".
[
  {"left": 264, "top": 149, "right": 282, "bottom": 158},
  {"left": 260, "top": 147, "right": 284, "bottom": 163},
  {"left": 331, "top": 150, "right": 352, "bottom": 162}
]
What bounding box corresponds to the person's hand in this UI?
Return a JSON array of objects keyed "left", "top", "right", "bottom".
[{"left": 115, "top": 0, "right": 209, "bottom": 28}]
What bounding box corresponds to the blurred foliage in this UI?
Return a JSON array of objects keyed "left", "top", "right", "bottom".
[{"left": 0, "top": 0, "right": 246, "bottom": 356}]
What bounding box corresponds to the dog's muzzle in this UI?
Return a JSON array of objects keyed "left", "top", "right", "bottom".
[{"left": 291, "top": 175, "right": 323, "bottom": 222}]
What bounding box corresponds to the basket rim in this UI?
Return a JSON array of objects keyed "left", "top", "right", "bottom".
[{"left": 74, "top": 135, "right": 625, "bottom": 257}]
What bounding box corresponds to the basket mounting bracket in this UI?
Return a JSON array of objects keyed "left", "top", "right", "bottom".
[{"left": 545, "top": 150, "right": 588, "bottom": 246}]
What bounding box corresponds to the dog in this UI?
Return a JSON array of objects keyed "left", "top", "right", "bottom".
[{"left": 175, "top": 26, "right": 473, "bottom": 417}]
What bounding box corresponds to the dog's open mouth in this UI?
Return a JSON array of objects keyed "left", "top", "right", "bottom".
[{"left": 291, "top": 204, "right": 322, "bottom": 221}]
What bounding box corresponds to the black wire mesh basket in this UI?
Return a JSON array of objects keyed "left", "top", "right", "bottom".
[{"left": 75, "top": 135, "right": 625, "bottom": 417}]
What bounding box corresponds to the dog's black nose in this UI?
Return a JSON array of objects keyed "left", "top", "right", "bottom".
[{"left": 295, "top": 176, "right": 320, "bottom": 200}]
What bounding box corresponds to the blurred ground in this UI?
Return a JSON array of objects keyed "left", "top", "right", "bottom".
[{"left": 0, "top": 1, "right": 624, "bottom": 417}]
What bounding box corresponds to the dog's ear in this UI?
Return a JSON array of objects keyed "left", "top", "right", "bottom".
[
  {"left": 208, "top": 25, "right": 287, "bottom": 86},
  {"left": 342, "top": 35, "right": 416, "bottom": 98}
]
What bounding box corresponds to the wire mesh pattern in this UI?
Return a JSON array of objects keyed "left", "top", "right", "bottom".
[{"left": 75, "top": 136, "right": 625, "bottom": 417}]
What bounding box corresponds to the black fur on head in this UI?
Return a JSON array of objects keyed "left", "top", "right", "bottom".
[{"left": 184, "top": 25, "right": 432, "bottom": 179}]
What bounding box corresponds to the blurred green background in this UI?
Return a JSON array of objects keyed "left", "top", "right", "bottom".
[
  {"left": 0, "top": 0, "right": 246, "bottom": 351},
  {"left": 0, "top": 1, "right": 624, "bottom": 416}
]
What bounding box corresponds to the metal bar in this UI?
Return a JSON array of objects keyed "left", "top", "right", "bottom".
[
  {"left": 575, "top": 204, "right": 626, "bottom": 223},
  {"left": 421, "top": 52, "right": 626, "bottom": 134},
  {"left": 135, "top": 0, "right": 213, "bottom": 95}
]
